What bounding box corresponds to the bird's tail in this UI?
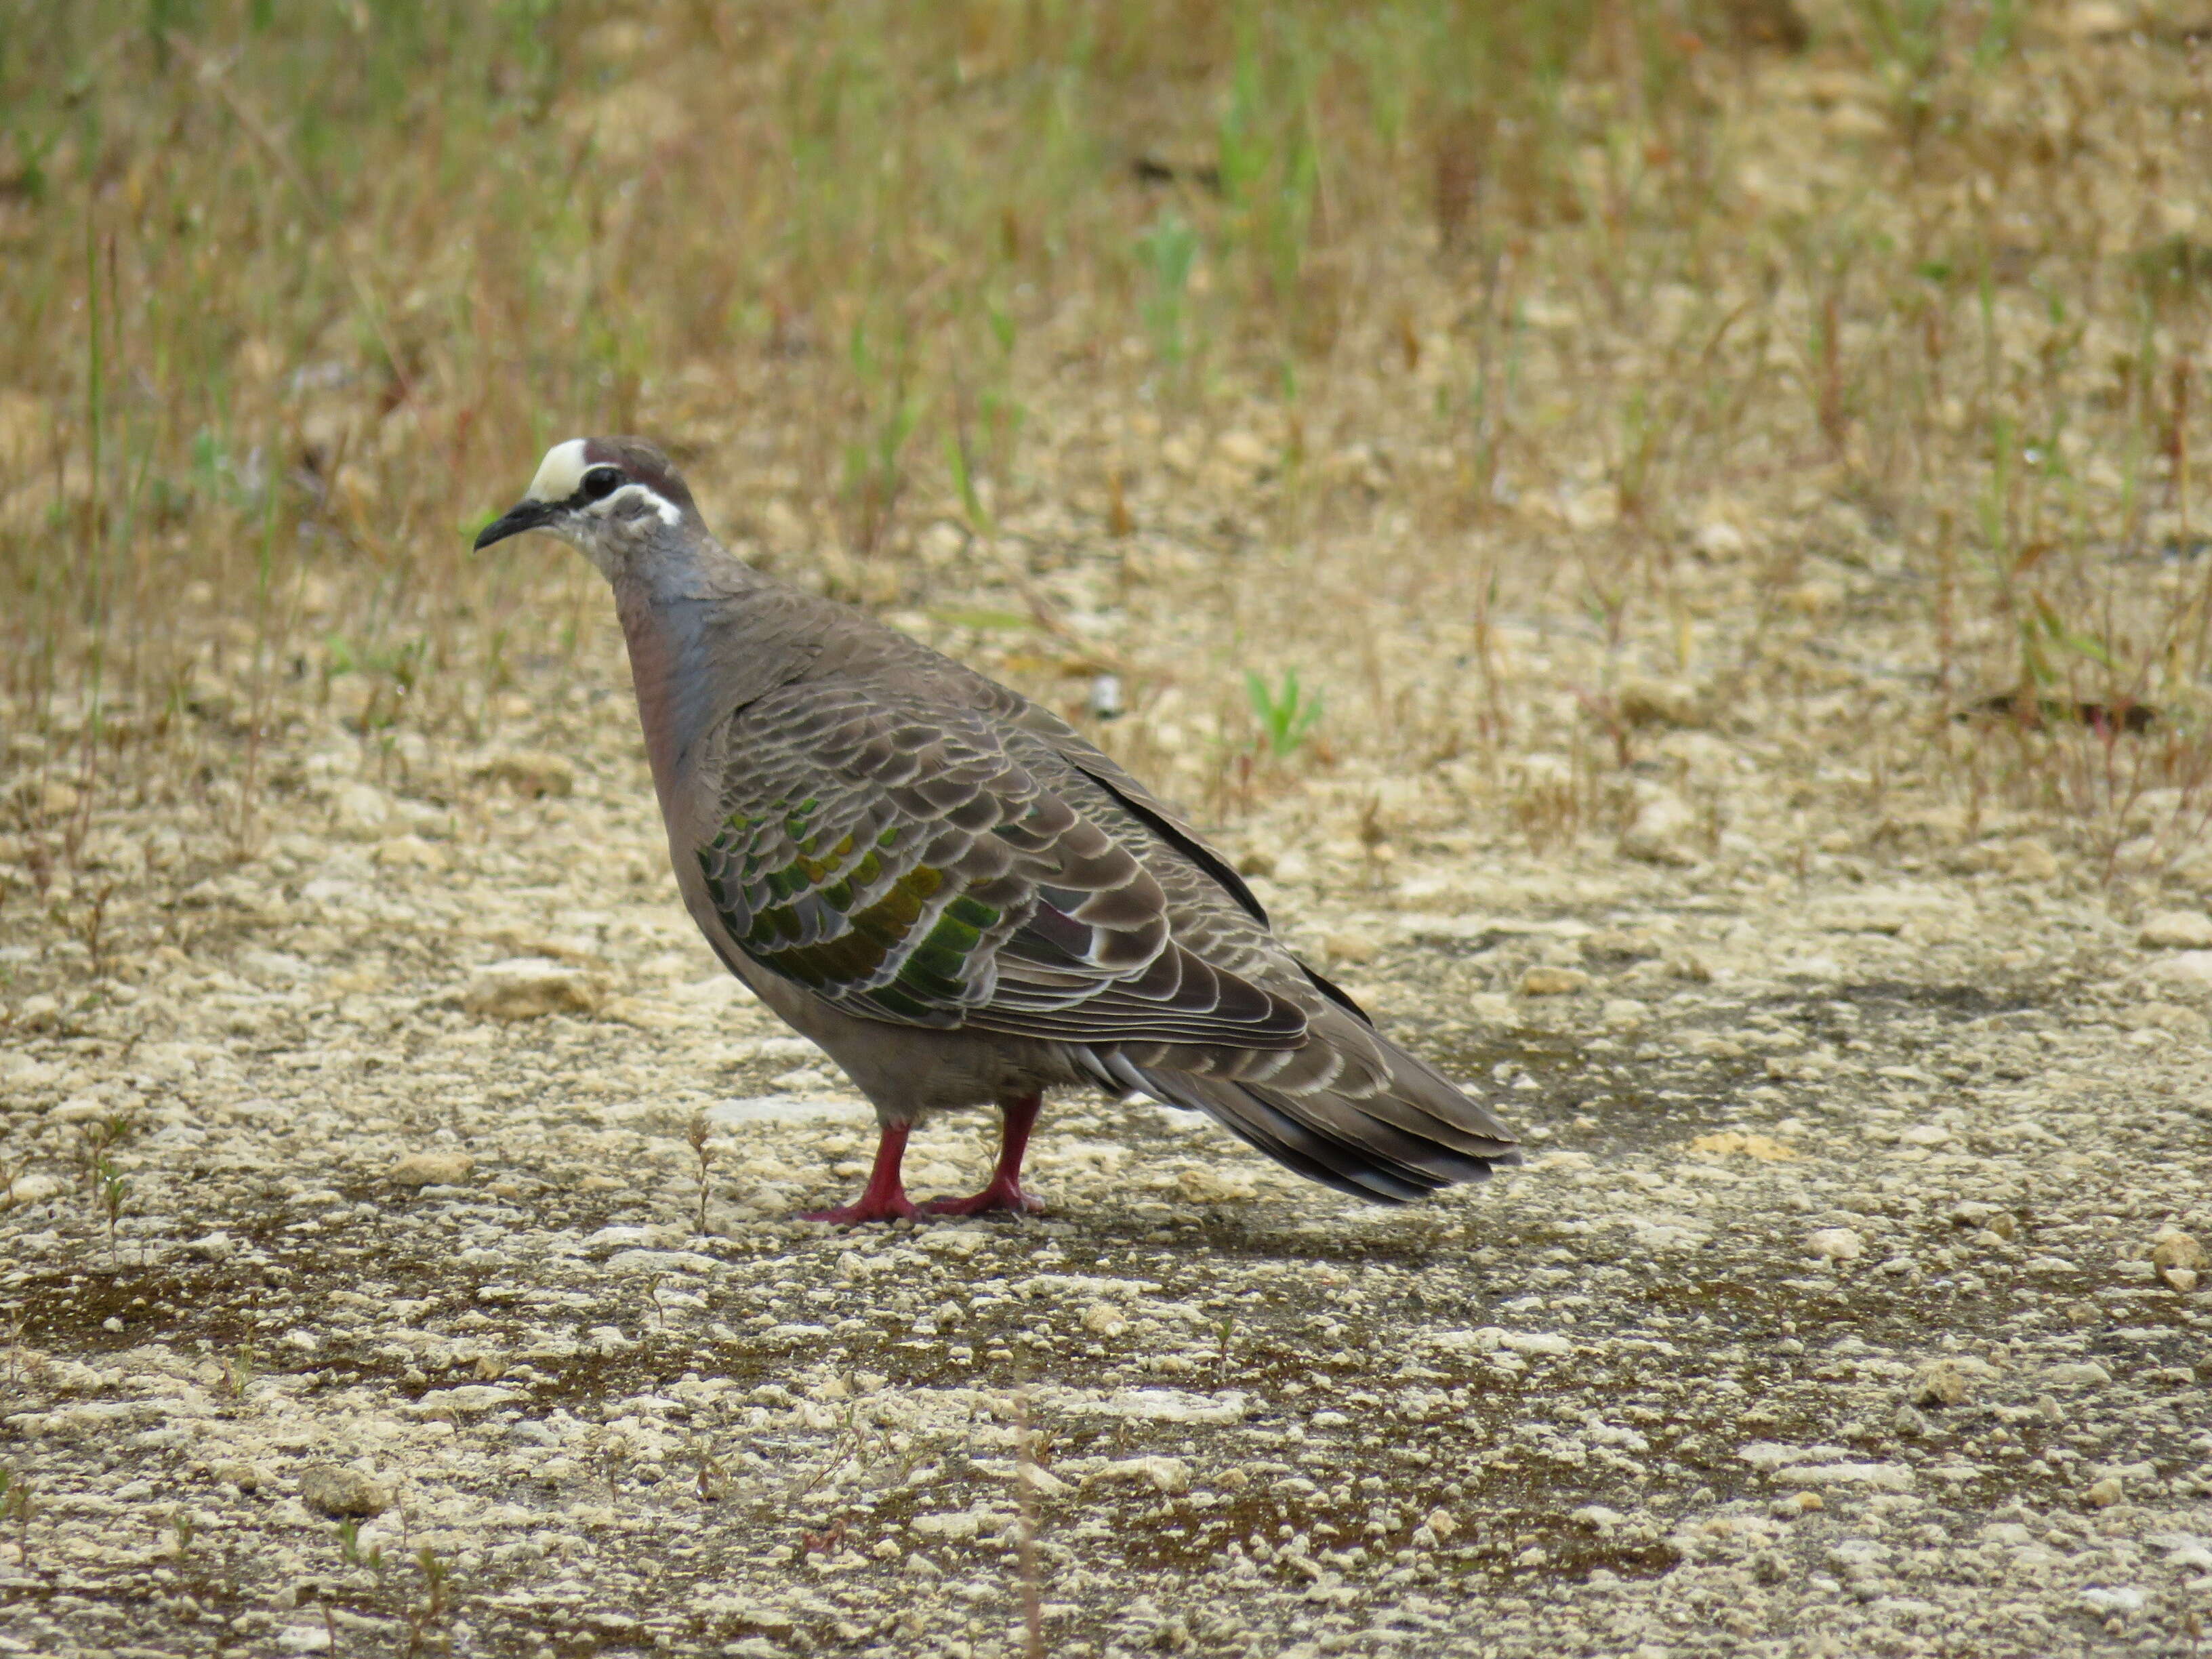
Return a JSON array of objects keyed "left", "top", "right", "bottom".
[{"left": 1088, "top": 1009, "right": 1521, "bottom": 1204}]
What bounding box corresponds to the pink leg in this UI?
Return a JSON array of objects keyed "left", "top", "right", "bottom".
[
  {"left": 801, "top": 1122, "right": 920, "bottom": 1224},
  {"left": 921, "top": 1094, "right": 1046, "bottom": 1216}
]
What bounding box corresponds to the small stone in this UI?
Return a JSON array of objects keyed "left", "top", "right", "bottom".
[
  {"left": 211, "top": 1460, "right": 264, "bottom": 1492},
  {"left": 1175, "top": 1166, "right": 1256, "bottom": 1202},
  {"left": 1600, "top": 997, "right": 1650, "bottom": 1029},
  {"left": 1519, "top": 965, "right": 1591, "bottom": 997},
  {"left": 2151, "top": 1231, "right": 2209, "bottom": 1273},
  {"left": 331, "top": 781, "right": 394, "bottom": 837},
  {"left": 3, "top": 1172, "right": 62, "bottom": 1209},
  {"left": 1424, "top": 1507, "right": 1458, "bottom": 1541},
  {"left": 14, "top": 994, "right": 61, "bottom": 1031},
  {"left": 2139, "top": 909, "right": 2212, "bottom": 950},
  {"left": 2167, "top": 1267, "right": 2200, "bottom": 1292},
  {"left": 1216, "top": 429, "right": 1270, "bottom": 472},
  {"left": 1909, "top": 1358, "right": 1975, "bottom": 1408},
  {"left": 1695, "top": 519, "right": 1747, "bottom": 556},
  {"left": 1468, "top": 991, "right": 1522, "bottom": 1028},
  {"left": 1619, "top": 787, "right": 1701, "bottom": 866},
  {"left": 1090, "top": 1456, "right": 1189, "bottom": 1494},
  {"left": 298, "top": 1462, "right": 388, "bottom": 1518},
  {"left": 472, "top": 749, "right": 576, "bottom": 798},
  {"left": 1891, "top": 1402, "right": 1931, "bottom": 1437},
  {"left": 182, "top": 1232, "right": 234, "bottom": 1263},
  {"left": 1689, "top": 1132, "right": 1796, "bottom": 1162},
  {"left": 404, "top": 1385, "right": 521, "bottom": 1420},
  {"left": 12, "top": 777, "right": 80, "bottom": 819},
  {"left": 373, "top": 834, "right": 450, "bottom": 872},
  {"left": 1628, "top": 676, "right": 1707, "bottom": 730},
  {"left": 1806, "top": 1227, "right": 1864, "bottom": 1263},
  {"left": 2085, "top": 1475, "right": 2125, "bottom": 1508},
  {"left": 462, "top": 958, "right": 604, "bottom": 1020},
  {"left": 1617, "top": 677, "right": 1708, "bottom": 729},
  {"left": 2145, "top": 951, "right": 2212, "bottom": 993},
  {"left": 2045, "top": 1361, "right": 2111, "bottom": 1389},
  {"left": 389, "top": 1151, "right": 475, "bottom": 1188},
  {"left": 1321, "top": 930, "right": 1378, "bottom": 966}
]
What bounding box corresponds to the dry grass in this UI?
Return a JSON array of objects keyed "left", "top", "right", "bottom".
[{"left": 5, "top": 0, "right": 2212, "bottom": 909}]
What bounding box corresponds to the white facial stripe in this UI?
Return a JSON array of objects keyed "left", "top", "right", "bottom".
[
  {"left": 585, "top": 482, "right": 681, "bottom": 527},
  {"left": 524, "top": 438, "right": 591, "bottom": 504}
]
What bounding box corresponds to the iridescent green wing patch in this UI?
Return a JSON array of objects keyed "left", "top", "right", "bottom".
[{"left": 696, "top": 786, "right": 1014, "bottom": 1025}]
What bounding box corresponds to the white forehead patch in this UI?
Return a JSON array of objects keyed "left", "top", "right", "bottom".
[{"left": 524, "top": 438, "right": 591, "bottom": 504}]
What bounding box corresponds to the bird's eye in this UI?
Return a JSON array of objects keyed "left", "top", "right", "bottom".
[{"left": 580, "top": 466, "right": 623, "bottom": 501}]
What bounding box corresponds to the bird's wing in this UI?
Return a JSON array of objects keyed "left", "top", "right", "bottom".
[
  {"left": 990, "top": 689, "right": 1378, "bottom": 1026},
  {"left": 688, "top": 681, "right": 1309, "bottom": 1050}
]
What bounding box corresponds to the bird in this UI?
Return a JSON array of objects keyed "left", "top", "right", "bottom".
[{"left": 474, "top": 437, "right": 1521, "bottom": 1223}]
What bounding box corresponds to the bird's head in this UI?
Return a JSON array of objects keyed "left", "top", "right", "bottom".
[{"left": 472, "top": 436, "right": 701, "bottom": 577}]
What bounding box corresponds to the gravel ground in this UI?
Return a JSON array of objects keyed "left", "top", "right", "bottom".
[{"left": 4, "top": 679, "right": 2212, "bottom": 1659}]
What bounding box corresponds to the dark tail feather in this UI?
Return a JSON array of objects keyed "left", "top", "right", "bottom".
[{"left": 1097, "top": 1044, "right": 1521, "bottom": 1206}]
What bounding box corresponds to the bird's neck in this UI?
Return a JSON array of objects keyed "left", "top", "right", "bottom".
[{"left": 610, "top": 546, "right": 780, "bottom": 816}]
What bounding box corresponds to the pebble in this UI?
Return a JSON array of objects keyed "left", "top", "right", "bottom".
[
  {"left": 2145, "top": 950, "right": 2212, "bottom": 991},
  {"left": 471, "top": 749, "right": 577, "bottom": 798},
  {"left": 404, "top": 1385, "right": 521, "bottom": 1420},
  {"left": 2151, "top": 1230, "right": 2208, "bottom": 1273},
  {"left": 1321, "top": 930, "right": 1379, "bottom": 966},
  {"left": 331, "top": 781, "right": 394, "bottom": 836},
  {"left": 298, "top": 1462, "right": 388, "bottom": 1518},
  {"left": 2044, "top": 1361, "right": 2112, "bottom": 1389},
  {"left": 1618, "top": 787, "right": 1701, "bottom": 866},
  {"left": 1088, "top": 1456, "right": 1190, "bottom": 1495},
  {"left": 1689, "top": 1132, "right": 1796, "bottom": 1162},
  {"left": 389, "top": 1150, "right": 476, "bottom": 1188},
  {"left": 1908, "top": 1357, "right": 1985, "bottom": 1408},
  {"left": 1616, "top": 677, "right": 1708, "bottom": 729},
  {"left": 1805, "top": 1227, "right": 1864, "bottom": 1263},
  {"left": 3, "top": 1171, "right": 62, "bottom": 1208},
  {"left": 1519, "top": 965, "right": 1591, "bottom": 997},
  {"left": 2086, "top": 1475, "right": 2125, "bottom": 1507},
  {"left": 2139, "top": 909, "right": 2212, "bottom": 949},
  {"left": 462, "top": 958, "right": 604, "bottom": 1020}
]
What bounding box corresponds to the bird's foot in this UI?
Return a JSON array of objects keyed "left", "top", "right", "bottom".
[
  {"left": 919, "top": 1179, "right": 1044, "bottom": 1218},
  {"left": 800, "top": 1191, "right": 920, "bottom": 1225}
]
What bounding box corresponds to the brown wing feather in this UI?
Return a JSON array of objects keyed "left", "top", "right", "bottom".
[{"left": 687, "top": 682, "right": 1308, "bottom": 1050}]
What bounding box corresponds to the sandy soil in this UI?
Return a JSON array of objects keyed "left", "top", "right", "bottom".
[{"left": 3, "top": 640, "right": 2211, "bottom": 1659}]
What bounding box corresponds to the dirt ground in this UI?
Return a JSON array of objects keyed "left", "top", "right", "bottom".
[{"left": 3, "top": 623, "right": 2211, "bottom": 1659}]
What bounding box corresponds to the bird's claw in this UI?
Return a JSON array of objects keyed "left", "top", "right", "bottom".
[
  {"left": 918, "top": 1182, "right": 1044, "bottom": 1218},
  {"left": 800, "top": 1194, "right": 920, "bottom": 1225}
]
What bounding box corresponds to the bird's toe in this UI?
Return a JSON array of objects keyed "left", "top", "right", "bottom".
[
  {"left": 800, "top": 1195, "right": 920, "bottom": 1225},
  {"left": 918, "top": 1183, "right": 1044, "bottom": 1218}
]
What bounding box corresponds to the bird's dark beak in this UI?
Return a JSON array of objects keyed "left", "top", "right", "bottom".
[{"left": 472, "top": 499, "right": 557, "bottom": 552}]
